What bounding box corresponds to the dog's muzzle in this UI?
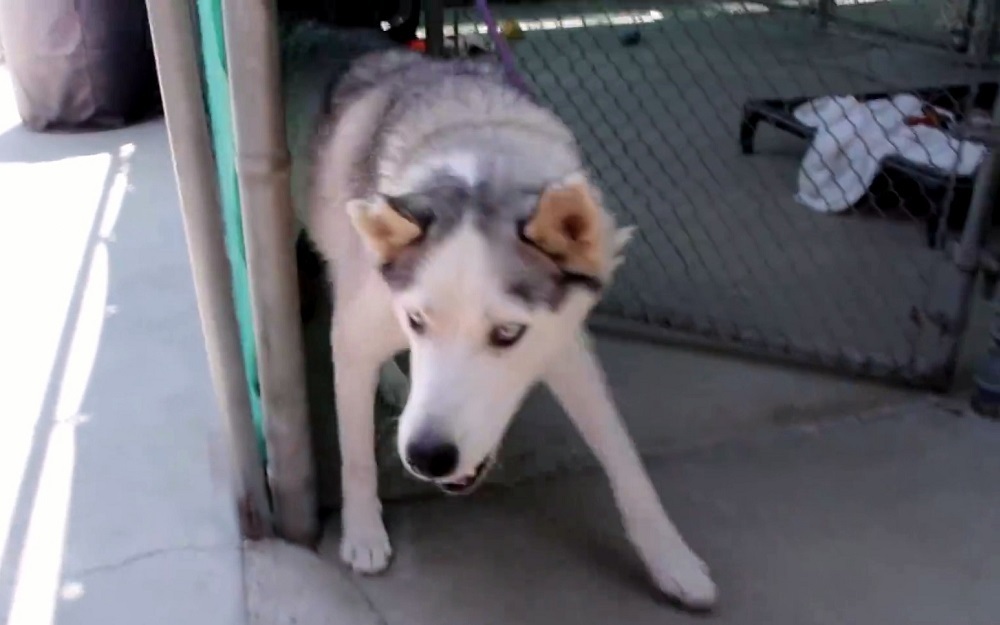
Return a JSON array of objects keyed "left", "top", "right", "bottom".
[
  {"left": 403, "top": 433, "right": 499, "bottom": 495},
  {"left": 437, "top": 453, "right": 497, "bottom": 496}
]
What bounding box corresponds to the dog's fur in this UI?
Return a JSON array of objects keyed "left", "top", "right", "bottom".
[{"left": 284, "top": 24, "right": 717, "bottom": 609}]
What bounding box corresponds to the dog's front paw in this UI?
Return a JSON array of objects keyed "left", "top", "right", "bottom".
[
  {"left": 646, "top": 547, "right": 716, "bottom": 611},
  {"left": 340, "top": 505, "right": 393, "bottom": 574},
  {"left": 627, "top": 519, "right": 718, "bottom": 611}
]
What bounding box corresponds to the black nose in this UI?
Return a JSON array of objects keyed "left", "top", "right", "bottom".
[{"left": 405, "top": 434, "right": 459, "bottom": 479}]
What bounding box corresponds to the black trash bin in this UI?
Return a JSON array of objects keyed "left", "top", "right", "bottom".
[{"left": 0, "top": 0, "right": 161, "bottom": 131}]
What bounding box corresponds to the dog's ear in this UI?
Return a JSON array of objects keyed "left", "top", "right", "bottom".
[
  {"left": 347, "top": 195, "right": 426, "bottom": 263},
  {"left": 522, "top": 172, "right": 608, "bottom": 278}
]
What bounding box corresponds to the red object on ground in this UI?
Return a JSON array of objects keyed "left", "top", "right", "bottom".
[
  {"left": 904, "top": 105, "right": 945, "bottom": 128},
  {"left": 408, "top": 39, "right": 427, "bottom": 53}
]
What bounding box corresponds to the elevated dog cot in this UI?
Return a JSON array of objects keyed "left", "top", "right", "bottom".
[{"left": 741, "top": 82, "right": 999, "bottom": 246}]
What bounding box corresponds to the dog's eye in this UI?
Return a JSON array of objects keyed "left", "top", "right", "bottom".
[
  {"left": 406, "top": 311, "right": 427, "bottom": 334},
  {"left": 488, "top": 323, "right": 527, "bottom": 348}
]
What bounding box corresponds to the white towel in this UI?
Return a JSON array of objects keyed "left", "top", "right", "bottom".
[{"left": 793, "top": 93, "right": 986, "bottom": 213}]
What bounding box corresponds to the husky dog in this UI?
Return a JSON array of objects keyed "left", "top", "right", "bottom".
[{"left": 284, "top": 25, "right": 717, "bottom": 609}]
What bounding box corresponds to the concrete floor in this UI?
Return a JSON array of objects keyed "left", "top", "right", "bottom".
[
  {"left": 322, "top": 403, "right": 1000, "bottom": 625},
  {"left": 247, "top": 399, "right": 1000, "bottom": 625},
  {"left": 0, "top": 68, "right": 245, "bottom": 625},
  {"left": 2, "top": 19, "right": 1000, "bottom": 625}
]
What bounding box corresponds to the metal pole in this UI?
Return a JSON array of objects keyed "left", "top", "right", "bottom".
[
  {"left": 424, "top": 0, "right": 445, "bottom": 56},
  {"left": 967, "top": 0, "right": 998, "bottom": 64},
  {"left": 816, "top": 0, "right": 834, "bottom": 30},
  {"left": 145, "top": 0, "right": 272, "bottom": 538},
  {"left": 958, "top": 93, "right": 1000, "bottom": 416},
  {"left": 222, "top": 0, "right": 318, "bottom": 545},
  {"left": 974, "top": 297, "right": 1000, "bottom": 417}
]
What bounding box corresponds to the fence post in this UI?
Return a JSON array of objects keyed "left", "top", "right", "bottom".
[
  {"left": 146, "top": 0, "right": 273, "bottom": 538},
  {"left": 967, "top": 0, "right": 999, "bottom": 63},
  {"left": 817, "top": 0, "right": 834, "bottom": 30},
  {"left": 974, "top": 300, "right": 1000, "bottom": 416},
  {"left": 222, "top": 0, "right": 318, "bottom": 546},
  {"left": 966, "top": 94, "right": 1000, "bottom": 416},
  {"left": 424, "top": 0, "right": 445, "bottom": 56}
]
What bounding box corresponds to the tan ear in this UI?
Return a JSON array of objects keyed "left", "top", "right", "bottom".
[
  {"left": 523, "top": 173, "right": 606, "bottom": 277},
  {"left": 347, "top": 196, "right": 423, "bottom": 263}
]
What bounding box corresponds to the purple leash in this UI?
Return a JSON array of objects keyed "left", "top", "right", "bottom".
[{"left": 473, "top": 0, "right": 534, "bottom": 98}]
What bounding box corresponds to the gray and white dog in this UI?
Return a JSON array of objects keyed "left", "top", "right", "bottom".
[{"left": 283, "top": 24, "right": 716, "bottom": 609}]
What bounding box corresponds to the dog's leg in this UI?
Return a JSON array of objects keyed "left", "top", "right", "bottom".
[
  {"left": 543, "top": 334, "right": 717, "bottom": 610},
  {"left": 331, "top": 298, "right": 403, "bottom": 574}
]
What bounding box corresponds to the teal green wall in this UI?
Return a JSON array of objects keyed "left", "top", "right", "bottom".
[{"left": 195, "top": 0, "right": 266, "bottom": 460}]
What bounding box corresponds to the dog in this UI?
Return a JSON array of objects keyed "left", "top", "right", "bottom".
[{"left": 283, "top": 23, "right": 717, "bottom": 610}]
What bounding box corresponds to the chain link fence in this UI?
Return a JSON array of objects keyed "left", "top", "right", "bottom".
[
  {"left": 822, "top": 0, "right": 997, "bottom": 57},
  {"left": 437, "top": 0, "right": 998, "bottom": 387}
]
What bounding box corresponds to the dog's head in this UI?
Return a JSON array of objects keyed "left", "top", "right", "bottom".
[{"left": 347, "top": 171, "right": 631, "bottom": 494}]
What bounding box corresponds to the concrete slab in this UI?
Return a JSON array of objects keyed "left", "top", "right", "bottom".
[
  {"left": 51, "top": 546, "right": 244, "bottom": 625},
  {"left": 320, "top": 402, "right": 1000, "bottom": 625},
  {"left": 245, "top": 540, "right": 384, "bottom": 625},
  {"left": 0, "top": 67, "right": 245, "bottom": 625}
]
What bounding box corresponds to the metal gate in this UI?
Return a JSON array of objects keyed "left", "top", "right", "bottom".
[{"left": 436, "top": 0, "right": 1000, "bottom": 388}]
